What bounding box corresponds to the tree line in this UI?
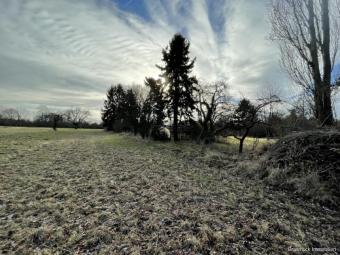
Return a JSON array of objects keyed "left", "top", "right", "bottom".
[
  {"left": 0, "top": 107, "right": 100, "bottom": 130},
  {"left": 102, "top": 34, "right": 282, "bottom": 152}
]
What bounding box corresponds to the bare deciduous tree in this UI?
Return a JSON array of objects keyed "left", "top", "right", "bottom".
[
  {"left": 65, "top": 108, "right": 90, "bottom": 129},
  {"left": 0, "top": 108, "right": 21, "bottom": 120},
  {"left": 270, "top": 0, "right": 340, "bottom": 126},
  {"left": 195, "top": 80, "right": 230, "bottom": 143}
]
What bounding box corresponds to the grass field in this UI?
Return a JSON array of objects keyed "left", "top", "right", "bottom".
[{"left": 0, "top": 127, "right": 339, "bottom": 254}]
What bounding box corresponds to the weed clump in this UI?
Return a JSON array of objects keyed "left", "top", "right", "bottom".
[{"left": 263, "top": 130, "right": 340, "bottom": 206}]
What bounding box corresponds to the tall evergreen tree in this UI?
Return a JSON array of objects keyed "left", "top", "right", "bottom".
[
  {"left": 102, "top": 86, "right": 116, "bottom": 130},
  {"left": 124, "top": 88, "right": 140, "bottom": 134},
  {"left": 115, "top": 84, "right": 126, "bottom": 122},
  {"left": 157, "top": 33, "right": 197, "bottom": 141},
  {"left": 144, "top": 77, "right": 166, "bottom": 127},
  {"left": 138, "top": 78, "right": 166, "bottom": 139},
  {"left": 139, "top": 99, "right": 152, "bottom": 139},
  {"left": 101, "top": 84, "right": 125, "bottom": 130}
]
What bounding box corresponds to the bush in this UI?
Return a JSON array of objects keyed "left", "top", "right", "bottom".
[{"left": 151, "top": 126, "right": 171, "bottom": 141}]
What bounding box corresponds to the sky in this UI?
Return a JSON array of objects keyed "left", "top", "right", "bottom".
[{"left": 0, "top": 0, "right": 339, "bottom": 122}]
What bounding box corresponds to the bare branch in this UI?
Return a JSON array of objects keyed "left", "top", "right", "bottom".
[{"left": 269, "top": 0, "right": 337, "bottom": 124}]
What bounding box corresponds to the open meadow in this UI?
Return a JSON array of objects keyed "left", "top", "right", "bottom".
[{"left": 0, "top": 127, "right": 339, "bottom": 254}]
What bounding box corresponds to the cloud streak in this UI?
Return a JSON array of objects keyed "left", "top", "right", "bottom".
[{"left": 0, "top": 0, "right": 338, "bottom": 122}]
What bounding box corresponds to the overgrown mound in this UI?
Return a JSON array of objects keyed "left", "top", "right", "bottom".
[{"left": 263, "top": 129, "right": 340, "bottom": 206}]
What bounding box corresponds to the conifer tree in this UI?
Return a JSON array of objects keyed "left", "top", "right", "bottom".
[
  {"left": 101, "top": 84, "right": 125, "bottom": 130},
  {"left": 157, "top": 33, "right": 197, "bottom": 141},
  {"left": 125, "top": 88, "right": 140, "bottom": 134},
  {"left": 144, "top": 77, "right": 166, "bottom": 127}
]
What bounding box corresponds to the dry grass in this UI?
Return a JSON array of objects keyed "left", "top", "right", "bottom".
[
  {"left": 263, "top": 130, "right": 340, "bottom": 206},
  {"left": 0, "top": 127, "right": 339, "bottom": 254},
  {"left": 215, "top": 136, "right": 277, "bottom": 153}
]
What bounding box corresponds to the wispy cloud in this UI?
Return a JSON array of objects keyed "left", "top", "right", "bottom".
[{"left": 0, "top": 0, "right": 338, "bottom": 121}]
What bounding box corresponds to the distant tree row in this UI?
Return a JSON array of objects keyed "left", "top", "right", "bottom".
[{"left": 0, "top": 107, "right": 100, "bottom": 130}]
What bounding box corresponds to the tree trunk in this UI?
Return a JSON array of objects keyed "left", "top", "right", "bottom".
[
  {"left": 173, "top": 85, "right": 180, "bottom": 142},
  {"left": 239, "top": 138, "right": 244, "bottom": 153},
  {"left": 307, "top": 0, "right": 323, "bottom": 123},
  {"left": 307, "top": 0, "right": 333, "bottom": 126},
  {"left": 320, "top": 0, "right": 333, "bottom": 125},
  {"left": 53, "top": 119, "right": 57, "bottom": 131},
  {"left": 239, "top": 127, "right": 251, "bottom": 153},
  {"left": 173, "top": 104, "right": 179, "bottom": 142}
]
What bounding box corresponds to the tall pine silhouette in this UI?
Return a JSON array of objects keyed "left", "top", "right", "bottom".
[
  {"left": 157, "top": 34, "right": 197, "bottom": 141},
  {"left": 144, "top": 77, "right": 166, "bottom": 127},
  {"left": 124, "top": 88, "right": 140, "bottom": 134},
  {"left": 101, "top": 84, "right": 125, "bottom": 130}
]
